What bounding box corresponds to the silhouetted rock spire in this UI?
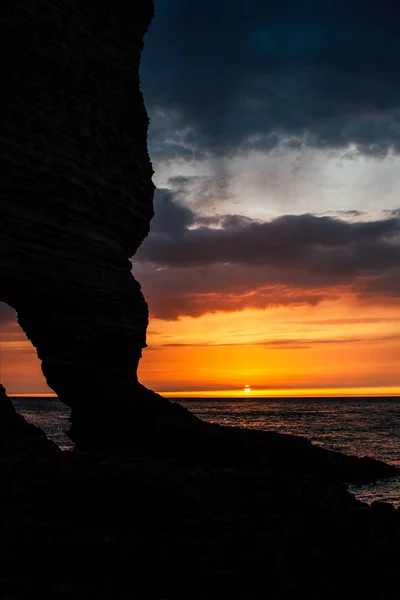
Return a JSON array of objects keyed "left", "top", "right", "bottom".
[{"left": 0, "top": 0, "right": 205, "bottom": 445}]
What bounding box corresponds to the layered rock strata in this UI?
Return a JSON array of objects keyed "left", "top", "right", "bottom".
[{"left": 0, "top": 0, "right": 202, "bottom": 445}]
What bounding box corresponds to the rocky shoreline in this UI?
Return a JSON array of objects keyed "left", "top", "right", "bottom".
[{"left": 1, "top": 385, "right": 399, "bottom": 599}]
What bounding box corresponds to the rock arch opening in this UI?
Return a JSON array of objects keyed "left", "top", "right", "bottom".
[
  {"left": 0, "top": 301, "right": 71, "bottom": 448},
  {"left": 0, "top": 302, "right": 48, "bottom": 396}
]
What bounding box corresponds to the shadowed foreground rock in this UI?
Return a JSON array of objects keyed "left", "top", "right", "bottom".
[
  {"left": 0, "top": 384, "right": 59, "bottom": 457},
  {"left": 1, "top": 385, "right": 399, "bottom": 599}
]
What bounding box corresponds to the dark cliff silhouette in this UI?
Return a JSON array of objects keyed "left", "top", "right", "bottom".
[{"left": 0, "top": 0, "right": 203, "bottom": 447}]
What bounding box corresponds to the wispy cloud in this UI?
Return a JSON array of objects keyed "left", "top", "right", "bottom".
[{"left": 158, "top": 332, "right": 400, "bottom": 350}]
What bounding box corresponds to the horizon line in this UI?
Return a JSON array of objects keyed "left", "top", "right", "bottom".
[{"left": 8, "top": 386, "right": 400, "bottom": 399}]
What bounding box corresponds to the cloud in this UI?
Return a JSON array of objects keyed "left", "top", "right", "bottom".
[
  {"left": 158, "top": 332, "right": 400, "bottom": 349},
  {"left": 134, "top": 263, "right": 340, "bottom": 319},
  {"left": 140, "top": 209, "right": 400, "bottom": 272},
  {"left": 286, "top": 317, "right": 400, "bottom": 326},
  {"left": 7, "top": 195, "right": 397, "bottom": 326},
  {"left": 142, "top": 0, "right": 400, "bottom": 160},
  {"left": 166, "top": 174, "right": 232, "bottom": 213},
  {"left": 324, "top": 210, "right": 366, "bottom": 219},
  {"left": 150, "top": 188, "right": 194, "bottom": 236},
  {"left": 134, "top": 192, "right": 400, "bottom": 319}
]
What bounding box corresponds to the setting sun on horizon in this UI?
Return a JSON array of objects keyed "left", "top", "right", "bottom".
[{"left": 2, "top": 294, "right": 399, "bottom": 398}]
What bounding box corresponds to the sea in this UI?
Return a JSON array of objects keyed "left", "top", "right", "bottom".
[{"left": 11, "top": 396, "right": 400, "bottom": 508}]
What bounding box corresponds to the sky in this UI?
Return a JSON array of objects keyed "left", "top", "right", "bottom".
[{"left": 1, "top": 0, "right": 400, "bottom": 397}]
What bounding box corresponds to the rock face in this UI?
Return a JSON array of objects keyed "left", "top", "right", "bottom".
[
  {"left": 0, "top": 0, "right": 196, "bottom": 444},
  {"left": 0, "top": 385, "right": 59, "bottom": 456}
]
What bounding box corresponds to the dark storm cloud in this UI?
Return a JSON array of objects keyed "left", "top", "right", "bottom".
[
  {"left": 133, "top": 193, "right": 400, "bottom": 319},
  {"left": 142, "top": 0, "right": 400, "bottom": 159},
  {"left": 150, "top": 188, "right": 194, "bottom": 237},
  {"left": 139, "top": 211, "right": 400, "bottom": 272}
]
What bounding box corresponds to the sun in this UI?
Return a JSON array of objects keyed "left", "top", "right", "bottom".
[{"left": 244, "top": 384, "right": 251, "bottom": 393}]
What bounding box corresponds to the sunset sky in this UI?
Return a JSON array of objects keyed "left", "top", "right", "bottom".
[{"left": 1, "top": 0, "right": 399, "bottom": 397}]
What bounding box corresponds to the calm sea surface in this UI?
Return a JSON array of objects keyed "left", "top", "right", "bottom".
[{"left": 12, "top": 396, "right": 400, "bottom": 507}]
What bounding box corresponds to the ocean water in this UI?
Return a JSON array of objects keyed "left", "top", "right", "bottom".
[{"left": 11, "top": 396, "right": 400, "bottom": 507}]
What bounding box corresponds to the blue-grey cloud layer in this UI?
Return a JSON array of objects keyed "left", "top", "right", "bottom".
[
  {"left": 132, "top": 190, "right": 400, "bottom": 319},
  {"left": 142, "top": 0, "right": 400, "bottom": 159}
]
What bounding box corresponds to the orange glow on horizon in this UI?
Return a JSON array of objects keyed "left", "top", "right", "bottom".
[
  {"left": 160, "top": 386, "right": 400, "bottom": 399},
  {"left": 7, "top": 388, "right": 400, "bottom": 399},
  {"left": 1, "top": 294, "right": 399, "bottom": 397}
]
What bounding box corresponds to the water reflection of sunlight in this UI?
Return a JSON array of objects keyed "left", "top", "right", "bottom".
[{"left": 162, "top": 387, "right": 400, "bottom": 399}]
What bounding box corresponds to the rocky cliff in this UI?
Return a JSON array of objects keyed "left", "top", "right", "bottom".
[
  {"left": 0, "top": 0, "right": 201, "bottom": 445},
  {"left": 0, "top": 384, "right": 59, "bottom": 456}
]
